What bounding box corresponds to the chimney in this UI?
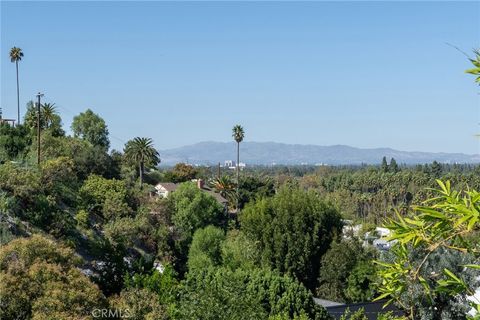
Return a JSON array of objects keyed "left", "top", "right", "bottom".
[{"left": 197, "top": 179, "right": 204, "bottom": 189}]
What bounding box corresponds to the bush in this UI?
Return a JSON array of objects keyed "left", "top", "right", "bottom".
[
  {"left": 0, "top": 235, "right": 105, "bottom": 319},
  {"left": 188, "top": 225, "right": 225, "bottom": 271},
  {"left": 109, "top": 288, "right": 166, "bottom": 320},
  {"left": 75, "top": 209, "right": 89, "bottom": 228},
  {"left": 124, "top": 264, "right": 178, "bottom": 305},
  {"left": 0, "top": 162, "right": 41, "bottom": 204},
  {"left": 80, "top": 174, "right": 130, "bottom": 219},
  {"left": 40, "top": 156, "right": 77, "bottom": 202}
]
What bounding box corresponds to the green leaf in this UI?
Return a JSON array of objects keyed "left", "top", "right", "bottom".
[
  {"left": 373, "top": 292, "right": 391, "bottom": 302},
  {"left": 418, "top": 208, "right": 447, "bottom": 220},
  {"left": 463, "top": 264, "right": 480, "bottom": 270},
  {"left": 404, "top": 217, "right": 423, "bottom": 227},
  {"left": 443, "top": 268, "right": 462, "bottom": 283}
]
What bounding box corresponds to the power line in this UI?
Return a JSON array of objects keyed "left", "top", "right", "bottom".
[{"left": 54, "top": 104, "right": 128, "bottom": 146}]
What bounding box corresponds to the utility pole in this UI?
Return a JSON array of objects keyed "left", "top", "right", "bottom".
[
  {"left": 36, "top": 92, "right": 43, "bottom": 165},
  {"left": 217, "top": 162, "right": 221, "bottom": 179}
]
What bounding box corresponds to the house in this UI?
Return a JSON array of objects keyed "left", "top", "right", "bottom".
[
  {"left": 341, "top": 221, "right": 395, "bottom": 252},
  {"left": 0, "top": 109, "right": 16, "bottom": 126},
  {"left": 193, "top": 179, "right": 229, "bottom": 209},
  {"left": 155, "top": 182, "right": 178, "bottom": 198},
  {"left": 192, "top": 179, "right": 228, "bottom": 210}
]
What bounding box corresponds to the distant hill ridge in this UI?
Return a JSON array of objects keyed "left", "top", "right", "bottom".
[{"left": 159, "top": 141, "right": 480, "bottom": 166}]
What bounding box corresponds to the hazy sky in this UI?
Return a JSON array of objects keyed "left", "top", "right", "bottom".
[{"left": 1, "top": 1, "right": 479, "bottom": 154}]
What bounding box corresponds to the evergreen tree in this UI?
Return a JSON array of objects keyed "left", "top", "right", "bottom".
[
  {"left": 431, "top": 160, "right": 442, "bottom": 178},
  {"left": 389, "top": 158, "right": 399, "bottom": 173},
  {"left": 381, "top": 156, "right": 389, "bottom": 173}
]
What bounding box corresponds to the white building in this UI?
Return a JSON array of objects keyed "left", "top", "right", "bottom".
[
  {"left": 224, "top": 160, "right": 246, "bottom": 170},
  {"left": 154, "top": 183, "right": 178, "bottom": 198},
  {"left": 224, "top": 160, "right": 236, "bottom": 169}
]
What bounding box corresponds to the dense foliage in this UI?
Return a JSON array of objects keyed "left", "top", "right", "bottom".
[
  {"left": 0, "top": 235, "right": 106, "bottom": 319},
  {"left": 71, "top": 109, "right": 110, "bottom": 150},
  {"left": 1, "top": 102, "right": 479, "bottom": 319},
  {"left": 177, "top": 267, "right": 330, "bottom": 320},
  {"left": 375, "top": 181, "right": 480, "bottom": 320},
  {"left": 316, "top": 238, "right": 378, "bottom": 303},
  {"left": 241, "top": 186, "right": 343, "bottom": 290}
]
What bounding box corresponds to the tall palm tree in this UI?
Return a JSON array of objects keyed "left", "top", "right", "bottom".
[
  {"left": 124, "top": 137, "right": 160, "bottom": 188},
  {"left": 41, "top": 103, "right": 57, "bottom": 129},
  {"left": 10, "top": 47, "right": 24, "bottom": 125},
  {"left": 232, "top": 125, "right": 245, "bottom": 209}
]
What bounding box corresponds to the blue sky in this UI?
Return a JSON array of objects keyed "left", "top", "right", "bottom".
[{"left": 1, "top": 1, "right": 479, "bottom": 154}]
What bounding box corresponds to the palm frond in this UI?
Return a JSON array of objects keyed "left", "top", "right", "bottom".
[{"left": 232, "top": 124, "right": 245, "bottom": 143}]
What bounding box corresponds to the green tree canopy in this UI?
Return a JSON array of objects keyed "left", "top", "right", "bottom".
[
  {"left": 0, "top": 123, "right": 31, "bottom": 161},
  {"left": 71, "top": 109, "right": 110, "bottom": 150},
  {"left": 24, "top": 101, "right": 65, "bottom": 137},
  {"left": 241, "top": 186, "right": 343, "bottom": 289},
  {"left": 169, "top": 182, "right": 225, "bottom": 273},
  {"left": 80, "top": 174, "right": 131, "bottom": 220},
  {"left": 237, "top": 175, "right": 275, "bottom": 209},
  {"left": 221, "top": 229, "right": 261, "bottom": 271},
  {"left": 188, "top": 225, "right": 226, "bottom": 271},
  {"left": 165, "top": 162, "right": 198, "bottom": 183},
  {"left": 178, "top": 267, "right": 330, "bottom": 320},
  {"left": 316, "top": 238, "right": 377, "bottom": 303},
  {"left": 28, "top": 133, "right": 116, "bottom": 180}
]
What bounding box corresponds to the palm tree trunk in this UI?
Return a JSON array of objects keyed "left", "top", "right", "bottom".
[
  {"left": 236, "top": 141, "right": 240, "bottom": 210},
  {"left": 16, "top": 61, "right": 20, "bottom": 125},
  {"left": 139, "top": 162, "right": 144, "bottom": 189}
]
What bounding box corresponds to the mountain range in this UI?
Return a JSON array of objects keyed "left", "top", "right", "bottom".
[{"left": 159, "top": 141, "right": 480, "bottom": 166}]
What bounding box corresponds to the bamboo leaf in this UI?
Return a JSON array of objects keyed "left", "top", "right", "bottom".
[
  {"left": 443, "top": 268, "right": 462, "bottom": 283},
  {"left": 463, "top": 264, "right": 480, "bottom": 270}
]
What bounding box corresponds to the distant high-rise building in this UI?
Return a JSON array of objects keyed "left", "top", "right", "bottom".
[{"left": 224, "top": 160, "right": 235, "bottom": 168}]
